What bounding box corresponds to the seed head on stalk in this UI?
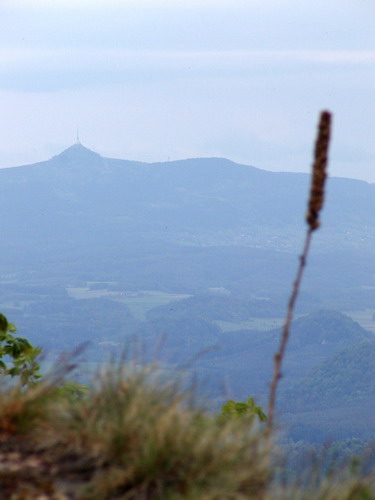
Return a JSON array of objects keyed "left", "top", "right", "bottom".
[
  {"left": 267, "top": 110, "right": 332, "bottom": 431},
  {"left": 306, "top": 111, "right": 331, "bottom": 231}
]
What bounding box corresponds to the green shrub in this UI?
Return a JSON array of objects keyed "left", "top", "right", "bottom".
[{"left": 0, "top": 312, "right": 41, "bottom": 386}]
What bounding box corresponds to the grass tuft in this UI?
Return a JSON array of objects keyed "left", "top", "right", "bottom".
[
  {"left": 0, "top": 363, "right": 270, "bottom": 499},
  {"left": 0, "top": 355, "right": 374, "bottom": 499}
]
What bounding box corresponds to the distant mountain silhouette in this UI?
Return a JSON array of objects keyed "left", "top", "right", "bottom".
[
  {"left": 2, "top": 143, "right": 375, "bottom": 302},
  {"left": 4, "top": 142, "right": 375, "bottom": 245}
]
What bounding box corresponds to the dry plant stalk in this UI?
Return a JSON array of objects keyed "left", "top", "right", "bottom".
[{"left": 267, "top": 111, "right": 332, "bottom": 430}]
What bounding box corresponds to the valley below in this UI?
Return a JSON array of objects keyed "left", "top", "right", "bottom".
[{"left": 2, "top": 142, "right": 375, "bottom": 443}]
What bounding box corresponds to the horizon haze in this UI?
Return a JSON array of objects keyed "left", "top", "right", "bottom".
[{"left": 1, "top": 1, "right": 375, "bottom": 181}]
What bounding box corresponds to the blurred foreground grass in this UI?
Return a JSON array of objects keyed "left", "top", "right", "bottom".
[{"left": 0, "top": 360, "right": 374, "bottom": 499}]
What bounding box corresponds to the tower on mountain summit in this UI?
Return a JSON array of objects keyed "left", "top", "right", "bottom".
[{"left": 76, "top": 127, "right": 81, "bottom": 145}]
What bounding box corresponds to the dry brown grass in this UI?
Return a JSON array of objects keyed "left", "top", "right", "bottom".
[{"left": 0, "top": 364, "right": 271, "bottom": 499}]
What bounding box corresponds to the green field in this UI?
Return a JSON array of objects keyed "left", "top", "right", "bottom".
[
  {"left": 117, "top": 291, "right": 191, "bottom": 320},
  {"left": 66, "top": 286, "right": 191, "bottom": 320},
  {"left": 215, "top": 317, "right": 285, "bottom": 332}
]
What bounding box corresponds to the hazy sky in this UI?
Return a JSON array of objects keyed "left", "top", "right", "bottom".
[{"left": 1, "top": 0, "right": 375, "bottom": 181}]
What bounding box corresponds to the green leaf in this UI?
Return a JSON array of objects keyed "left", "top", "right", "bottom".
[
  {"left": 8, "top": 323, "right": 17, "bottom": 333},
  {"left": 221, "top": 397, "right": 267, "bottom": 423},
  {"left": 0, "top": 314, "right": 8, "bottom": 334},
  {"left": 0, "top": 313, "right": 43, "bottom": 387}
]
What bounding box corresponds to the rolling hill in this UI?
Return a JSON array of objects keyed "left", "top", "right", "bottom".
[{"left": 1, "top": 142, "right": 375, "bottom": 304}]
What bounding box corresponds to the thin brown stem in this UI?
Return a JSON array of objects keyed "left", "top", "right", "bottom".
[
  {"left": 267, "top": 110, "right": 331, "bottom": 432},
  {"left": 267, "top": 228, "right": 313, "bottom": 429}
]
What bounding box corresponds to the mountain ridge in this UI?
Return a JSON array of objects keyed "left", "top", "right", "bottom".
[
  {"left": 1, "top": 143, "right": 375, "bottom": 307},
  {"left": 6, "top": 142, "right": 374, "bottom": 187}
]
